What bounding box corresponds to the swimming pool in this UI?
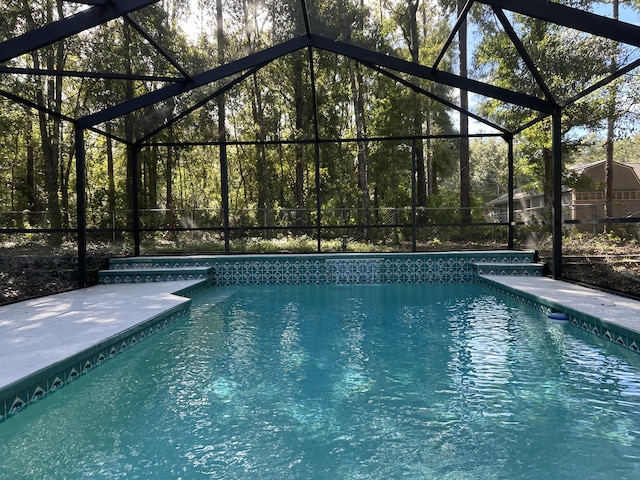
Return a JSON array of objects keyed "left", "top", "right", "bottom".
[{"left": 2, "top": 282, "right": 640, "bottom": 479}]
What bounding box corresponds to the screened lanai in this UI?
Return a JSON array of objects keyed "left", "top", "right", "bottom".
[{"left": 2, "top": 0, "right": 640, "bottom": 288}]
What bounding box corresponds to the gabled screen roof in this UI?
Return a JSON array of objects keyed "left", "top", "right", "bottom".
[{"left": 1, "top": 0, "right": 639, "bottom": 144}]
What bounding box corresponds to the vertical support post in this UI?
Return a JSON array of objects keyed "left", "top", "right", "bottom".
[
  {"left": 75, "top": 125, "right": 88, "bottom": 288},
  {"left": 506, "top": 134, "right": 515, "bottom": 249},
  {"left": 411, "top": 139, "right": 417, "bottom": 252},
  {"left": 552, "top": 109, "right": 563, "bottom": 279},
  {"left": 314, "top": 139, "right": 321, "bottom": 253},
  {"left": 132, "top": 144, "right": 141, "bottom": 256},
  {"left": 307, "top": 44, "right": 322, "bottom": 253},
  {"left": 220, "top": 141, "right": 230, "bottom": 254}
]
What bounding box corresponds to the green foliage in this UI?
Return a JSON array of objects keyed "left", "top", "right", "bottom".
[{"left": 1, "top": 0, "right": 638, "bottom": 254}]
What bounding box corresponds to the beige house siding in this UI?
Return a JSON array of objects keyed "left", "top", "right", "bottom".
[
  {"left": 571, "top": 162, "right": 640, "bottom": 223},
  {"left": 488, "top": 161, "right": 640, "bottom": 228}
]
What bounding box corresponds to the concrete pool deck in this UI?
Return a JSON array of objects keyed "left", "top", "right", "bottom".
[
  {"left": 480, "top": 275, "right": 640, "bottom": 335},
  {"left": 0, "top": 280, "right": 202, "bottom": 394},
  {"left": 2, "top": 274, "right": 640, "bottom": 418}
]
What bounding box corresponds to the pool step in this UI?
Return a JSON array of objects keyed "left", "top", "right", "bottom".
[
  {"left": 108, "top": 256, "right": 214, "bottom": 270},
  {"left": 473, "top": 262, "right": 545, "bottom": 276},
  {"left": 98, "top": 265, "right": 214, "bottom": 285}
]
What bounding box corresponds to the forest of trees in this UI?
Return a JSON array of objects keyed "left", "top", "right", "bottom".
[{"left": 1, "top": 0, "right": 640, "bottom": 253}]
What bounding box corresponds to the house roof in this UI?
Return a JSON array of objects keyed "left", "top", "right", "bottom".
[
  {"left": 487, "top": 189, "right": 545, "bottom": 206},
  {"left": 570, "top": 159, "right": 640, "bottom": 175},
  {"left": 570, "top": 160, "right": 640, "bottom": 185}
]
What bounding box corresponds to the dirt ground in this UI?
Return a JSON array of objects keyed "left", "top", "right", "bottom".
[
  {"left": 2, "top": 238, "right": 640, "bottom": 306},
  {"left": 537, "top": 234, "right": 640, "bottom": 298},
  {"left": 0, "top": 253, "right": 110, "bottom": 305},
  {"left": 542, "top": 253, "right": 640, "bottom": 298}
]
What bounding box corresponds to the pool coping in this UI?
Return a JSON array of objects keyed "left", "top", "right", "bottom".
[{"left": 478, "top": 275, "right": 640, "bottom": 351}]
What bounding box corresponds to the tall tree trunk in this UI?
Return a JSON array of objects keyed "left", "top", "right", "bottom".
[
  {"left": 458, "top": 0, "right": 471, "bottom": 223},
  {"left": 604, "top": 0, "right": 619, "bottom": 229},
  {"left": 216, "top": 0, "right": 230, "bottom": 246},
  {"left": 25, "top": 117, "right": 36, "bottom": 212},
  {"left": 106, "top": 123, "right": 117, "bottom": 236},
  {"left": 408, "top": 0, "right": 428, "bottom": 214},
  {"left": 60, "top": 136, "right": 73, "bottom": 228},
  {"left": 23, "top": 0, "right": 64, "bottom": 244},
  {"left": 244, "top": 0, "right": 271, "bottom": 232},
  {"left": 543, "top": 146, "right": 553, "bottom": 222},
  {"left": 426, "top": 111, "right": 438, "bottom": 195},
  {"left": 340, "top": 0, "right": 372, "bottom": 238},
  {"left": 293, "top": 52, "right": 306, "bottom": 226},
  {"left": 123, "top": 22, "right": 136, "bottom": 221},
  {"left": 422, "top": 5, "right": 437, "bottom": 196},
  {"left": 252, "top": 71, "right": 272, "bottom": 234},
  {"left": 349, "top": 60, "right": 372, "bottom": 240},
  {"left": 148, "top": 146, "right": 159, "bottom": 209},
  {"left": 164, "top": 127, "right": 178, "bottom": 238},
  {"left": 106, "top": 123, "right": 116, "bottom": 214}
]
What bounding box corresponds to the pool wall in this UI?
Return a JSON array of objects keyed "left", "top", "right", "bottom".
[{"left": 103, "top": 250, "right": 541, "bottom": 285}]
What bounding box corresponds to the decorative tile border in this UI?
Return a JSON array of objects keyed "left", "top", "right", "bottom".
[
  {"left": 473, "top": 262, "right": 544, "bottom": 276},
  {"left": 99, "top": 267, "right": 214, "bottom": 285},
  {"left": 106, "top": 251, "right": 537, "bottom": 286},
  {"left": 478, "top": 276, "right": 640, "bottom": 353},
  {"left": 0, "top": 302, "right": 191, "bottom": 424}
]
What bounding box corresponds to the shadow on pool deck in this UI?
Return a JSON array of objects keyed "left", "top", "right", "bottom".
[{"left": 0, "top": 280, "right": 203, "bottom": 392}]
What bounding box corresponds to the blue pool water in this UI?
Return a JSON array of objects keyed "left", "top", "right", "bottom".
[{"left": 2, "top": 283, "right": 640, "bottom": 479}]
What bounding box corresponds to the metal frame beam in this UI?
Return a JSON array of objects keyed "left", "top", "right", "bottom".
[
  {"left": 75, "top": 126, "right": 88, "bottom": 287},
  {"left": 123, "top": 14, "right": 192, "bottom": 80},
  {"left": 491, "top": 7, "right": 556, "bottom": 104},
  {"left": 0, "top": 88, "right": 77, "bottom": 124},
  {"left": 136, "top": 64, "right": 265, "bottom": 144},
  {"left": 78, "top": 35, "right": 311, "bottom": 128},
  {"left": 308, "top": 34, "right": 555, "bottom": 114},
  {"left": 560, "top": 57, "right": 640, "bottom": 108},
  {"left": 552, "top": 109, "right": 563, "bottom": 279},
  {"left": 368, "top": 64, "right": 508, "bottom": 134},
  {"left": 505, "top": 133, "right": 514, "bottom": 249},
  {"left": 432, "top": 0, "right": 473, "bottom": 71},
  {"left": 0, "top": 0, "right": 160, "bottom": 64},
  {"left": 478, "top": 0, "right": 640, "bottom": 48}
]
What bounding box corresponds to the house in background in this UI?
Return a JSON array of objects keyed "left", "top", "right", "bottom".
[{"left": 487, "top": 160, "right": 640, "bottom": 229}]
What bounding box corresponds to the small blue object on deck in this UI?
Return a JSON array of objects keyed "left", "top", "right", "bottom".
[{"left": 548, "top": 312, "right": 569, "bottom": 323}]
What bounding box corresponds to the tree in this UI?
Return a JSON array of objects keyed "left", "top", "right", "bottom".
[
  {"left": 475, "top": 5, "right": 614, "bottom": 220},
  {"left": 339, "top": 0, "right": 374, "bottom": 238},
  {"left": 604, "top": 0, "right": 619, "bottom": 227},
  {"left": 22, "top": 0, "right": 67, "bottom": 245},
  {"left": 457, "top": 0, "right": 471, "bottom": 223}
]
